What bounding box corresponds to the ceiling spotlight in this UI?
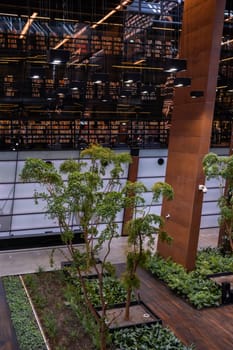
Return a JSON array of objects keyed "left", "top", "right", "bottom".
[
  {"left": 190, "top": 91, "right": 204, "bottom": 98},
  {"left": 92, "top": 73, "right": 109, "bottom": 83},
  {"left": 164, "top": 58, "right": 187, "bottom": 73},
  {"left": 174, "top": 78, "right": 191, "bottom": 87},
  {"left": 47, "top": 49, "right": 70, "bottom": 64}
]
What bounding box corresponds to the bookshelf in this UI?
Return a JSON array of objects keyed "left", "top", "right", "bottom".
[
  {"left": 4, "top": 75, "right": 16, "bottom": 97},
  {"left": 0, "top": 116, "right": 170, "bottom": 150}
]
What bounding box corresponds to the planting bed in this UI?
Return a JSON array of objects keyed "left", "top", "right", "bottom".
[{"left": 98, "top": 300, "right": 161, "bottom": 331}]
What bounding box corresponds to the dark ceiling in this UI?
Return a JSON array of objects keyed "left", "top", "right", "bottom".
[
  {"left": 0, "top": 0, "right": 125, "bottom": 24},
  {"left": 0, "top": 0, "right": 231, "bottom": 122}
]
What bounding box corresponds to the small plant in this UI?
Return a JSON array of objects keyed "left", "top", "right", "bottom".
[
  {"left": 121, "top": 181, "right": 174, "bottom": 320},
  {"left": 42, "top": 310, "right": 58, "bottom": 340}
]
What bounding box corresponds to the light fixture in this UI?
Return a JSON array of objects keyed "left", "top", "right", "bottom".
[
  {"left": 47, "top": 49, "right": 70, "bottom": 64},
  {"left": 163, "top": 58, "right": 187, "bottom": 73},
  {"left": 190, "top": 91, "right": 204, "bottom": 98},
  {"left": 123, "top": 72, "right": 141, "bottom": 83},
  {"left": 30, "top": 67, "right": 45, "bottom": 79},
  {"left": 120, "top": 90, "right": 132, "bottom": 98},
  {"left": 53, "top": 25, "right": 88, "bottom": 50},
  {"left": 53, "top": 36, "right": 70, "bottom": 50},
  {"left": 141, "top": 85, "right": 154, "bottom": 94},
  {"left": 91, "top": 0, "right": 133, "bottom": 29},
  {"left": 134, "top": 59, "right": 146, "bottom": 65},
  {"left": 92, "top": 73, "right": 109, "bottom": 83},
  {"left": 174, "top": 78, "right": 191, "bottom": 87},
  {"left": 19, "top": 12, "right": 38, "bottom": 39}
]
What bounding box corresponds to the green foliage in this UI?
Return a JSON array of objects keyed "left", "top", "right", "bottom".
[
  {"left": 66, "top": 275, "right": 134, "bottom": 307},
  {"left": 203, "top": 153, "right": 233, "bottom": 183},
  {"left": 151, "top": 181, "right": 174, "bottom": 202},
  {"left": 3, "top": 276, "right": 46, "bottom": 350},
  {"left": 64, "top": 274, "right": 193, "bottom": 350},
  {"left": 122, "top": 181, "right": 174, "bottom": 319},
  {"left": 195, "top": 247, "right": 233, "bottom": 275},
  {"left": 202, "top": 152, "right": 233, "bottom": 251},
  {"left": 64, "top": 283, "right": 107, "bottom": 349},
  {"left": 146, "top": 248, "right": 230, "bottom": 309},
  {"left": 20, "top": 145, "right": 132, "bottom": 262},
  {"left": 42, "top": 310, "right": 58, "bottom": 339},
  {"left": 20, "top": 145, "right": 175, "bottom": 350},
  {"left": 112, "top": 323, "right": 195, "bottom": 350}
]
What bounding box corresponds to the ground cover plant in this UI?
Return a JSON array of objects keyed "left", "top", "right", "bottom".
[
  {"left": 112, "top": 323, "right": 195, "bottom": 350},
  {"left": 146, "top": 247, "right": 233, "bottom": 309},
  {"left": 65, "top": 274, "right": 136, "bottom": 307},
  {"left": 2, "top": 275, "right": 47, "bottom": 350}
]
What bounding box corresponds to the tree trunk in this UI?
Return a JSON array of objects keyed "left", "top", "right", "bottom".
[
  {"left": 124, "top": 287, "right": 132, "bottom": 321},
  {"left": 99, "top": 320, "right": 107, "bottom": 350}
]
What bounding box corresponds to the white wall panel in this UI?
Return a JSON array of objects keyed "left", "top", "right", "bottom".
[
  {"left": 11, "top": 214, "right": 58, "bottom": 230},
  {"left": 0, "top": 162, "right": 16, "bottom": 182},
  {"left": 201, "top": 201, "right": 220, "bottom": 215},
  {"left": 203, "top": 188, "right": 223, "bottom": 201},
  {"left": 12, "top": 199, "right": 46, "bottom": 214},
  {"left": 14, "top": 183, "right": 44, "bottom": 198},
  {"left": 0, "top": 148, "right": 229, "bottom": 238},
  {"left": 200, "top": 215, "right": 219, "bottom": 228},
  {"left": 0, "top": 184, "right": 14, "bottom": 198},
  {"left": 138, "top": 157, "right": 167, "bottom": 177}
]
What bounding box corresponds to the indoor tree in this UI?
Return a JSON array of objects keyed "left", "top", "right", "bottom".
[
  {"left": 20, "top": 144, "right": 174, "bottom": 347},
  {"left": 203, "top": 152, "right": 233, "bottom": 252},
  {"left": 121, "top": 181, "right": 174, "bottom": 320},
  {"left": 20, "top": 144, "right": 132, "bottom": 350}
]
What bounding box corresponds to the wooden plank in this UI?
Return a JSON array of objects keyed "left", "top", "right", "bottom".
[{"left": 136, "top": 267, "right": 233, "bottom": 350}]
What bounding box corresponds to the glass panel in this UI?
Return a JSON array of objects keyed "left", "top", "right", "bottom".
[{"left": 0, "top": 162, "right": 16, "bottom": 182}]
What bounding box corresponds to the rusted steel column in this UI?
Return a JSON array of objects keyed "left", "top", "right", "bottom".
[{"left": 157, "top": 0, "right": 226, "bottom": 270}]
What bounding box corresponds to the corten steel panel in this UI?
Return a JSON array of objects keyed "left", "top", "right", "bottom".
[
  {"left": 157, "top": 0, "right": 226, "bottom": 270},
  {"left": 122, "top": 155, "right": 139, "bottom": 235}
]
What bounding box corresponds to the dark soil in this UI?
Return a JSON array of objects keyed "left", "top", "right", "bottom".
[
  {"left": 23, "top": 270, "right": 96, "bottom": 350},
  {"left": 23, "top": 270, "right": 160, "bottom": 349}
]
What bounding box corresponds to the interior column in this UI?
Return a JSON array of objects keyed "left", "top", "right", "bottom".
[{"left": 157, "top": 0, "right": 226, "bottom": 270}]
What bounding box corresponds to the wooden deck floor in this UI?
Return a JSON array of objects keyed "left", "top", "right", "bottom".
[{"left": 135, "top": 266, "right": 233, "bottom": 350}]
